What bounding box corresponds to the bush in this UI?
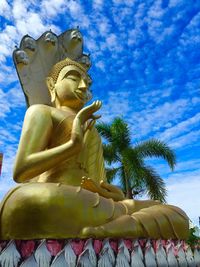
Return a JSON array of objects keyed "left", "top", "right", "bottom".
[{"left": 187, "top": 227, "right": 200, "bottom": 248}]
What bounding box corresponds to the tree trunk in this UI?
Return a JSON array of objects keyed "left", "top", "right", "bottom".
[
  {"left": 126, "top": 187, "right": 133, "bottom": 199},
  {"left": 124, "top": 172, "right": 133, "bottom": 199},
  {"left": 122, "top": 166, "right": 133, "bottom": 199}
]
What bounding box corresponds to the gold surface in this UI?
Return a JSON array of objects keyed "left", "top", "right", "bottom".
[{"left": 0, "top": 59, "right": 189, "bottom": 240}]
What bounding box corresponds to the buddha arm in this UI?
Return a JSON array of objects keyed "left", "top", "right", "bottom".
[{"left": 13, "top": 105, "right": 83, "bottom": 183}]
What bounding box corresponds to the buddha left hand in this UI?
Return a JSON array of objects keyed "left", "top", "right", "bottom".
[{"left": 81, "top": 177, "right": 125, "bottom": 201}]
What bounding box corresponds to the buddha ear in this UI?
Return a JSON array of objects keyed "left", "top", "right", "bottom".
[{"left": 46, "top": 77, "right": 56, "bottom": 103}]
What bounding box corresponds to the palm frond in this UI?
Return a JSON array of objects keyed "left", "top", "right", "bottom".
[
  {"left": 103, "top": 144, "right": 119, "bottom": 164},
  {"left": 121, "top": 149, "right": 145, "bottom": 198},
  {"left": 134, "top": 139, "right": 176, "bottom": 170},
  {"left": 106, "top": 167, "right": 121, "bottom": 183},
  {"left": 139, "top": 165, "right": 167, "bottom": 203},
  {"left": 122, "top": 147, "right": 144, "bottom": 176},
  {"left": 97, "top": 117, "right": 173, "bottom": 202},
  {"left": 96, "top": 123, "right": 112, "bottom": 142},
  {"left": 110, "top": 117, "right": 131, "bottom": 150}
]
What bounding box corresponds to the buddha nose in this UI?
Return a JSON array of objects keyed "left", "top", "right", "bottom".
[{"left": 78, "top": 79, "right": 87, "bottom": 92}]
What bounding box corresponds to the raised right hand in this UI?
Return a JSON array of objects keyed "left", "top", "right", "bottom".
[
  {"left": 76, "top": 100, "right": 102, "bottom": 125},
  {"left": 71, "top": 101, "right": 102, "bottom": 145}
]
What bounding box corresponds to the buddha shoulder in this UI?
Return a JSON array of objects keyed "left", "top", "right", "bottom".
[
  {"left": 23, "top": 104, "right": 75, "bottom": 136},
  {"left": 25, "top": 104, "right": 52, "bottom": 116},
  {"left": 24, "top": 104, "right": 55, "bottom": 127}
]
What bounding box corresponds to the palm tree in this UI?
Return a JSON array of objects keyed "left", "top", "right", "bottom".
[{"left": 96, "top": 117, "right": 176, "bottom": 203}]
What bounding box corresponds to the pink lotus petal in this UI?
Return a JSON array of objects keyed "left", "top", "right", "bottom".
[
  {"left": 124, "top": 239, "right": 132, "bottom": 251},
  {"left": 20, "top": 241, "right": 35, "bottom": 258},
  {"left": 161, "top": 239, "right": 167, "bottom": 247},
  {"left": 46, "top": 240, "right": 62, "bottom": 256},
  {"left": 15, "top": 240, "right": 22, "bottom": 251},
  {"left": 93, "top": 239, "right": 102, "bottom": 254},
  {"left": 71, "top": 240, "right": 85, "bottom": 256},
  {"left": 173, "top": 246, "right": 178, "bottom": 257},
  {"left": 139, "top": 239, "right": 146, "bottom": 248},
  {"left": 109, "top": 239, "right": 118, "bottom": 253},
  {"left": 152, "top": 240, "right": 157, "bottom": 252},
  {"left": 0, "top": 241, "right": 8, "bottom": 252},
  {"left": 173, "top": 240, "right": 178, "bottom": 246},
  {"left": 181, "top": 240, "right": 188, "bottom": 252}
]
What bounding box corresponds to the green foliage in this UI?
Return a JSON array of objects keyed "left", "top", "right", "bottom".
[
  {"left": 187, "top": 227, "right": 200, "bottom": 248},
  {"left": 134, "top": 139, "right": 176, "bottom": 170},
  {"left": 96, "top": 117, "right": 177, "bottom": 202}
]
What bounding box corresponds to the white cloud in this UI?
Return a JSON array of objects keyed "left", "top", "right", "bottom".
[
  {"left": 0, "top": 65, "right": 18, "bottom": 86},
  {"left": 157, "top": 113, "right": 200, "bottom": 141},
  {"left": 175, "top": 159, "right": 200, "bottom": 172},
  {"left": 146, "top": 158, "right": 200, "bottom": 178},
  {"left": 132, "top": 98, "right": 189, "bottom": 138},
  {"left": 42, "top": 0, "right": 89, "bottom": 30},
  {"left": 192, "top": 97, "right": 200, "bottom": 105},
  {"left": 0, "top": 89, "right": 11, "bottom": 117},
  {"left": 7, "top": 86, "right": 26, "bottom": 107},
  {"left": 98, "top": 20, "right": 111, "bottom": 37},
  {"left": 139, "top": 88, "right": 172, "bottom": 104},
  {"left": 112, "top": 0, "right": 123, "bottom": 5},
  {"left": 170, "top": 129, "right": 200, "bottom": 149},
  {"left": 0, "top": 0, "right": 12, "bottom": 20},
  {"left": 0, "top": 25, "right": 19, "bottom": 62},
  {"left": 93, "top": 91, "right": 125, "bottom": 121},
  {"left": 85, "top": 36, "right": 99, "bottom": 53},
  {"left": 166, "top": 171, "right": 200, "bottom": 225},
  {"left": 15, "top": 12, "right": 47, "bottom": 37},
  {"left": 128, "top": 28, "right": 145, "bottom": 46},
  {"left": 67, "top": 0, "right": 83, "bottom": 16},
  {"left": 0, "top": 8, "right": 59, "bottom": 64},
  {"left": 0, "top": 85, "right": 25, "bottom": 119},
  {"left": 112, "top": 0, "right": 135, "bottom": 6},
  {"left": 148, "top": 0, "right": 164, "bottom": 20},
  {"left": 0, "top": 128, "right": 18, "bottom": 143},
  {"left": 105, "top": 33, "right": 121, "bottom": 52},
  {"left": 179, "top": 11, "right": 200, "bottom": 47},
  {"left": 95, "top": 60, "right": 106, "bottom": 71},
  {"left": 92, "top": 0, "right": 104, "bottom": 10},
  {"left": 41, "top": 0, "right": 66, "bottom": 18},
  {"left": 12, "top": 0, "right": 28, "bottom": 20},
  {"left": 99, "top": 91, "right": 132, "bottom": 123}
]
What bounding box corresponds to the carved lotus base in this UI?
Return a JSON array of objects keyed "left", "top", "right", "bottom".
[{"left": 0, "top": 238, "right": 199, "bottom": 267}]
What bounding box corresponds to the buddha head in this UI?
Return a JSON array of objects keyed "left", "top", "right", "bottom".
[{"left": 46, "top": 58, "right": 92, "bottom": 109}]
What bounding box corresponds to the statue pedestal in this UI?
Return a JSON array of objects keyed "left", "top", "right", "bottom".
[{"left": 0, "top": 238, "right": 198, "bottom": 267}]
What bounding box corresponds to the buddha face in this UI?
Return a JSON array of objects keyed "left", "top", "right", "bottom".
[{"left": 49, "top": 65, "right": 92, "bottom": 109}]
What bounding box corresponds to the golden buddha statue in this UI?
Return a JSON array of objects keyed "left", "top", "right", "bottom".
[{"left": 0, "top": 57, "right": 189, "bottom": 240}]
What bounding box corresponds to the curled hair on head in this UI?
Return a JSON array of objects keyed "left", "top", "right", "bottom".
[{"left": 48, "top": 58, "right": 88, "bottom": 83}]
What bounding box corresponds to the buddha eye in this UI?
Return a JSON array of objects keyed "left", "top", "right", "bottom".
[
  {"left": 69, "top": 77, "right": 77, "bottom": 81},
  {"left": 66, "top": 75, "right": 79, "bottom": 82}
]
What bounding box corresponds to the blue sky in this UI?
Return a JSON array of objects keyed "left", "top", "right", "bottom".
[{"left": 0, "top": 0, "right": 200, "bottom": 226}]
